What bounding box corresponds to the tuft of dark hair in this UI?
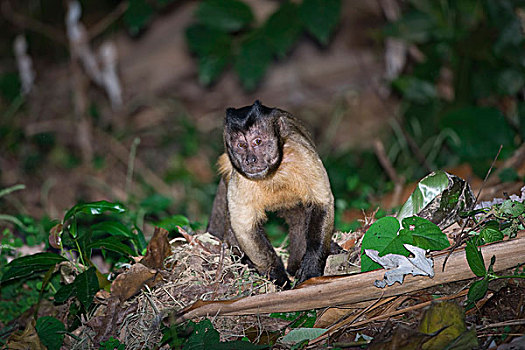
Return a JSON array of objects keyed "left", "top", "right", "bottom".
[{"left": 225, "top": 100, "right": 274, "bottom": 132}]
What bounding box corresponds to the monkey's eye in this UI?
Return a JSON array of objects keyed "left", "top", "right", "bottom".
[
  {"left": 238, "top": 142, "right": 248, "bottom": 149},
  {"left": 253, "top": 138, "right": 262, "bottom": 146}
]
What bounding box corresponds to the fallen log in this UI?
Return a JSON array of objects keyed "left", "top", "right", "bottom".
[{"left": 174, "top": 230, "right": 525, "bottom": 323}]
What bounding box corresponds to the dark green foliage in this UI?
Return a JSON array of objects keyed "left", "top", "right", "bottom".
[
  {"left": 1, "top": 252, "right": 66, "bottom": 282},
  {"left": 162, "top": 319, "right": 269, "bottom": 349},
  {"left": 35, "top": 316, "right": 66, "bottom": 350},
  {"left": 54, "top": 267, "right": 99, "bottom": 309},
  {"left": 185, "top": 0, "right": 342, "bottom": 90},
  {"left": 299, "top": 0, "right": 341, "bottom": 45},
  {"left": 124, "top": 0, "right": 154, "bottom": 35},
  {"left": 384, "top": 0, "right": 524, "bottom": 178},
  {"left": 195, "top": 0, "right": 254, "bottom": 32}
]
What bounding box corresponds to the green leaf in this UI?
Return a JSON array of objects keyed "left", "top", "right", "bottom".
[
  {"left": 184, "top": 319, "right": 267, "bottom": 349},
  {"left": 35, "top": 316, "right": 66, "bottom": 350},
  {"left": 440, "top": 107, "right": 514, "bottom": 162},
  {"left": 400, "top": 216, "right": 450, "bottom": 250},
  {"left": 499, "top": 200, "right": 525, "bottom": 218},
  {"left": 92, "top": 221, "right": 135, "bottom": 239},
  {"left": 87, "top": 236, "right": 135, "bottom": 256},
  {"left": 465, "top": 239, "right": 486, "bottom": 277},
  {"left": 361, "top": 216, "right": 405, "bottom": 272},
  {"left": 195, "top": 0, "right": 254, "bottom": 32},
  {"left": 63, "top": 201, "right": 126, "bottom": 222},
  {"left": 263, "top": 2, "right": 302, "bottom": 58},
  {"left": 185, "top": 25, "right": 232, "bottom": 85},
  {"left": 1, "top": 252, "right": 66, "bottom": 282},
  {"left": 467, "top": 278, "right": 488, "bottom": 307},
  {"left": 280, "top": 328, "right": 327, "bottom": 344},
  {"left": 124, "top": 0, "right": 154, "bottom": 36},
  {"left": 397, "top": 171, "right": 450, "bottom": 221},
  {"left": 480, "top": 227, "right": 503, "bottom": 243},
  {"left": 235, "top": 30, "right": 273, "bottom": 90},
  {"left": 299, "top": 0, "right": 341, "bottom": 45},
  {"left": 156, "top": 214, "right": 190, "bottom": 232},
  {"left": 54, "top": 267, "right": 99, "bottom": 309},
  {"left": 392, "top": 76, "right": 437, "bottom": 104}
]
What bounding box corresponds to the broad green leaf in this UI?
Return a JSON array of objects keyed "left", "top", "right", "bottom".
[
  {"left": 1, "top": 252, "right": 66, "bottom": 282},
  {"left": 54, "top": 267, "right": 99, "bottom": 309},
  {"left": 35, "top": 316, "right": 65, "bottom": 350},
  {"left": 185, "top": 25, "right": 232, "bottom": 85},
  {"left": 63, "top": 201, "right": 126, "bottom": 222},
  {"left": 361, "top": 216, "right": 405, "bottom": 272},
  {"left": 264, "top": 2, "right": 302, "bottom": 58},
  {"left": 465, "top": 239, "right": 486, "bottom": 277},
  {"left": 195, "top": 0, "right": 254, "bottom": 32},
  {"left": 124, "top": 0, "right": 153, "bottom": 36},
  {"left": 186, "top": 25, "right": 232, "bottom": 57},
  {"left": 92, "top": 221, "right": 135, "bottom": 239},
  {"left": 397, "top": 171, "right": 450, "bottom": 221},
  {"left": 440, "top": 107, "right": 514, "bottom": 162},
  {"left": 467, "top": 278, "right": 488, "bottom": 307},
  {"left": 299, "top": 0, "right": 341, "bottom": 45},
  {"left": 280, "top": 328, "right": 327, "bottom": 344},
  {"left": 499, "top": 200, "right": 525, "bottom": 218},
  {"left": 198, "top": 54, "right": 230, "bottom": 85},
  {"left": 87, "top": 236, "right": 135, "bottom": 256},
  {"left": 391, "top": 76, "right": 437, "bottom": 103},
  {"left": 480, "top": 227, "right": 503, "bottom": 243},
  {"left": 156, "top": 215, "right": 190, "bottom": 232},
  {"left": 184, "top": 319, "right": 267, "bottom": 349},
  {"left": 235, "top": 30, "right": 273, "bottom": 91},
  {"left": 400, "top": 216, "right": 450, "bottom": 250},
  {"left": 54, "top": 283, "right": 74, "bottom": 304}
]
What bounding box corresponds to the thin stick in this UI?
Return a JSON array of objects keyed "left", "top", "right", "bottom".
[
  {"left": 1, "top": 1, "right": 67, "bottom": 45},
  {"left": 309, "top": 289, "right": 469, "bottom": 345},
  {"left": 442, "top": 145, "right": 503, "bottom": 271}
]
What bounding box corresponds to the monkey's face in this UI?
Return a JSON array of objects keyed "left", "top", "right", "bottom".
[{"left": 227, "top": 122, "right": 282, "bottom": 180}]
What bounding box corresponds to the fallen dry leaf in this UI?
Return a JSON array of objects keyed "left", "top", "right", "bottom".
[
  {"left": 141, "top": 226, "right": 171, "bottom": 269},
  {"left": 6, "top": 319, "right": 45, "bottom": 350},
  {"left": 111, "top": 263, "right": 158, "bottom": 302}
]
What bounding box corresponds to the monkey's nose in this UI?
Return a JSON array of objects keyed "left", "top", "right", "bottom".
[{"left": 246, "top": 155, "right": 257, "bottom": 164}]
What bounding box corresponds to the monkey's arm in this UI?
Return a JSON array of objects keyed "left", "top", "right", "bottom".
[
  {"left": 295, "top": 203, "right": 334, "bottom": 283},
  {"left": 206, "top": 177, "right": 228, "bottom": 239}
]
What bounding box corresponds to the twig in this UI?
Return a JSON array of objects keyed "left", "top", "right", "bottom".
[
  {"left": 442, "top": 145, "right": 503, "bottom": 271},
  {"left": 373, "top": 138, "right": 405, "bottom": 208},
  {"left": 88, "top": 1, "right": 129, "bottom": 40},
  {"left": 309, "top": 289, "right": 469, "bottom": 345},
  {"left": 1, "top": 1, "right": 67, "bottom": 45},
  {"left": 126, "top": 137, "right": 141, "bottom": 198}
]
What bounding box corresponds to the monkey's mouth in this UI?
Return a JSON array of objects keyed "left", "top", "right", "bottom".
[{"left": 244, "top": 166, "right": 269, "bottom": 180}]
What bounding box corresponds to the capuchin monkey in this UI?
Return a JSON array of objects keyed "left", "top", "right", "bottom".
[{"left": 207, "top": 101, "right": 334, "bottom": 288}]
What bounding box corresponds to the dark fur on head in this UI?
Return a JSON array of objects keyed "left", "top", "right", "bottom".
[{"left": 225, "top": 100, "right": 275, "bottom": 133}]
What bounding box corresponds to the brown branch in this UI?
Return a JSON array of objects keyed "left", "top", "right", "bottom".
[
  {"left": 1, "top": 1, "right": 67, "bottom": 45},
  {"left": 88, "top": 1, "right": 129, "bottom": 40},
  {"left": 174, "top": 230, "right": 525, "bottom": 323},
  {"left": 373, "top": 138, "right": 405, "bottom": 208}
]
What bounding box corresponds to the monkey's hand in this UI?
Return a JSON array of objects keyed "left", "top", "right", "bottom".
[{"left": 295, "top": 252, "right": 325, "bottom": 284}]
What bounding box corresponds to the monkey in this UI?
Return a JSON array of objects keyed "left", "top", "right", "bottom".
[{"left": 207, "top": 101, "right": 334, "bottom": 288}]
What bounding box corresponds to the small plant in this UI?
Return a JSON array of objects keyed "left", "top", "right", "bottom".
[
  {"left": 1, "top": 200, "right": 147, "bottom": 348},
  {"left": 464, "top": 237, "right": 525, "bottom": 309}
]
